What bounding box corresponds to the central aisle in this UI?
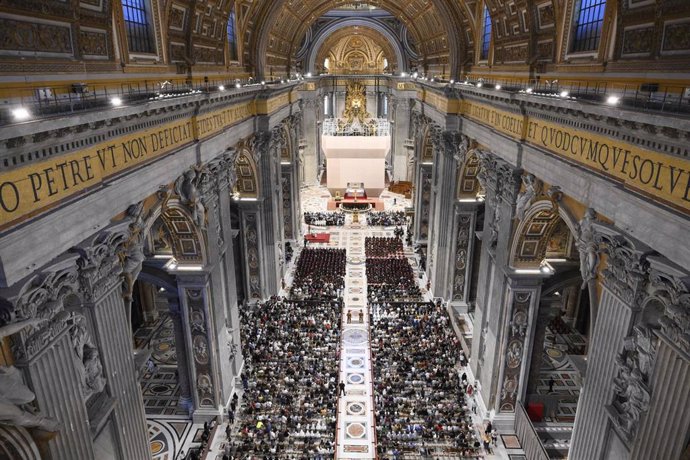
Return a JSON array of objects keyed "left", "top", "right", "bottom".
[{"left": 335, "top": 222, "right": 378, "bottom": 458}]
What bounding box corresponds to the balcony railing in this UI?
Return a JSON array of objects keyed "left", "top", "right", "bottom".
[
  {"left": 322, "top": 118, "right": 390, "bottom": 136},
  {"left": 0, "top": 78, "right": 298, "bottom": 126},
  {"left": 514, "top": 403, "right": 550, "bottom": 460}
]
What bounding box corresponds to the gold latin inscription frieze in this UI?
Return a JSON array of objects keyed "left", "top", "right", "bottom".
[
  {"left": 0, "top": 94, "right": 298, "bottom": 228},
  {"left": 462, "top": 100, "right": 690, "bottom": 212},
  {"left": 0, "top": 119, "right": 194, "bottom": 228},
  {"left": 195, "top": 101, "right": 256, "bottom": 139}
]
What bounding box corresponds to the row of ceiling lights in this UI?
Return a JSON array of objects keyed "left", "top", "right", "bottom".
[
  {"left": 9, "top": 77, "right": 305, "bottom": 122},
  {"left": 402, "top": 72, "right": 622, "bottom": 106},
  {"left": 9, "top": 73, "right": 625, "bottom": 122}
]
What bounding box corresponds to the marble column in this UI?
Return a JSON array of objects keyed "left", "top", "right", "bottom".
[
  {"left": 281, "top": 168, "right": 297, "bottom": 241},
  {"left": 167, "top": 297, "right": 193, "bottom": 412},
  {"left": 470, "top": 152, "right": 522, "bottom": 417},
  {"left": 425, "top": 128, "right": 442, "bottom": 279},
  {"left": 524, "top": 302, "right": 557, "bottom": 396},
  {"left": 4, "top": 261, "right": 95, "bottom": 460},
  {"left": 299, "top": 94, "right": 321, "bottom": 185},
  {"left": 238, "top": 205, "right": 267, "bottom": 300},
  {"left": 631, "top": 336, "right": 690, "bottom": 460},
  {"left": 629, "top": 260, "right": 690, "bottom": 460},
  {"left": 176, "top": 274, "right": 221, "bottom": 423},
  {"left": 449, "top": 203, "right": 479, "bottom": 311},
  {"left": 569, "top": 231, "right": 652, "bottom": 460},
  {"left": 428, "top": 132, "right": 469, "bottom": 299},
  {"left": 257, "top": 130, "right": 284, "bottom": 293},
  {"left": 492, "top": 276, "right": 544, "bottom": 429},
  {"left": 138, "top": 282, "right": 159, "bottom": 323},
  {"left": 72, "top": 225, "right": 157, "bottom": 459},
  {"left": 201, "top": 151, "right": 244, "bottom": 404},
  {"left": 87, "top": 288, "right": 150, "bottom": 459},
  {"left": 391, "top": 96, "right": 411, "bottom": 182},
  {"left": 413, "top": 165, "right": 433, "bottom": 244}
]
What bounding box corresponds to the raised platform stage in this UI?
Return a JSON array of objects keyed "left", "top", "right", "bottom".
[{"left": 327, "top": 198, "right": 384, "bottom": 211}]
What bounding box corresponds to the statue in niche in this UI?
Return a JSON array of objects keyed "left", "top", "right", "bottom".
[
  {"left": 0, "top": 300, "right": 60, "bottom": 432},
  {"left": 576, "top": 208, "right": 599, "bottom": 289},
  {"left": 175, "top": 166, "right": 208, "bottom": 229},
  {"left": 68, "top": 313, "right": 106, "bottom": 400},
  {"left": 119, "top": 202, "right": 147, "bottom": 302},
  {"left": 514, "top": 174, "right": 542, "bottom": 221}
]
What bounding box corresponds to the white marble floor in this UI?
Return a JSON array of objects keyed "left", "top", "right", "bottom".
[{"left": 336, "top": 225, "right": 377, "bottom": 458}]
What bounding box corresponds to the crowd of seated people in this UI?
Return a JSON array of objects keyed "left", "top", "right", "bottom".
[
  {"left": 365, "top": 236, "right": 404, "bottom": 258},
  {"left": 371, "top": 301, "right": 483, "bottom": 458},
  {"left": 290, "top": 248, "right": 346, "bottom": 300},
  {"left": 304, "top": 211, "right": 345, "bottom": 227},
  {"left": 366, "top": 237, "right": 421, "bottom": 302},
  {"left": 231, "top": 297, "right": 341, "bottom": 458},
  {"left": 367, "top": 211, "right": 407, "bottom": 227}
]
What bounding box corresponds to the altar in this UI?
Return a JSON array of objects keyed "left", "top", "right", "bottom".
[{"left": 343, "top": 183, "right": 366, "bottom": 200}]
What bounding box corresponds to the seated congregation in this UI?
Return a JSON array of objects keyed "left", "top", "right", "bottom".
[
  {"left": 371, "top": 301, "right": 482, "bottom": 457},
  {"left": 290, "top": 248, "right": 346, "bottom": 300},
  {"left": 365, "top": 237, "right": 421, "bottom": 302},
  {"left": 232, "top": 298, "right": 340, "bottom": 457}
]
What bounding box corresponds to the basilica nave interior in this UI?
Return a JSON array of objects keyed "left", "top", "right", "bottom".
[{"left": 0, "top": 0, "right": 689, "bottom": 459}]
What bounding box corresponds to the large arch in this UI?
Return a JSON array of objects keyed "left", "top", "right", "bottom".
[
  {"left": 509, "top": 200, "right": 579, "bottom": 270},
  {"left": 306, "top": 18, "right": 406, "bottom": 74},
  {"left": 249, "top": 0, "right": 470, "bottom": 77}
]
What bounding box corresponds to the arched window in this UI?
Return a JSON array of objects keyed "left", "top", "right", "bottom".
[
  {"left": 227, "top": 10, "right": 238, "bottom": 61},
  {"left": 571, "top": 0, "right": 607, "bottom": 53},
  {"left": 122, "top": 0, "right": 155, "bottom": 53},
  {"left": 480, "top": 5, "right": 492, "bottom": 60},
  {"left": 324, "top": 57, "right": 330, "bottom": 70}
]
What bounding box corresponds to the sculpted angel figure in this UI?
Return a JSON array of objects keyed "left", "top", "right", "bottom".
[
  {"left": 576, "top": 208, "right": 599, "bottom": 289},
  {"left": 515, "top": 174, "right": 541, "bottom": 221},
  {"left": 120, "top": 202, "right": 146, "bottom": 302},
  {"left": 175, "top": 166, "right": 207, "bottom": 229}
]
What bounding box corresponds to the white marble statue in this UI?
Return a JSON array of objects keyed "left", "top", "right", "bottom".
[
  {"left": 0, "top": 314, "right": 60, "bottom": 432},
  {"left": 576, "top": 208, "right": 599, "bottom": 289}
]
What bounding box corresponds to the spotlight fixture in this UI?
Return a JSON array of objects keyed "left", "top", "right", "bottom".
[
  {"left": 261, "top": 81, "right": 266, "bottom": 85},
  {"left": 495, "top": 84, "right": 502, "bottom": 90},
  {"left": 306, "top": 72, "right": 312, "bottom": 77},
  {"left": 401, "top": 72, "right": 407, "bottom": 77},
  {"left": 235, "top": 83, "right": 241, "bottom": 89},
  {"left": 12, "top": 107, "right": 30, "bottom": 120},
  {"left": 476, "top": 82, "right": 483, "bottom": 88},
  {"left": 110, "top": 97, "right": 122, "bottom": 106},
  {"left": 450, "top": 79, "right": 455, "bottom": 84},
  {"left": 218, "top": 85, "right": 225, "bottom": 91},
  {"left": 412, "top": 72, "right": 418, "bottom": 78},
  {"left": 526, "top": 88, "right": 533, "bottom": 94},
  {"left": 606, "top": 95, "right": 620, "bottom": 105},
  {"left": 559, "top": 91, "right": 569, "bottom": 98}
]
